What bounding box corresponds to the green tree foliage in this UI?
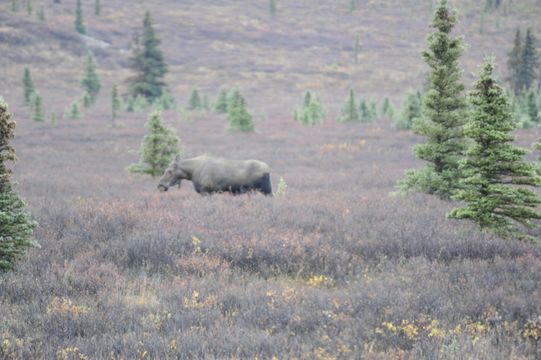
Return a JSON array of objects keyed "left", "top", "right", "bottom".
[
  {"left": 227, "top": 89, "right": 255, "bottom": 133},
  {"left": 294, "top": 91, "right": 325, "bottom": 125},
  {"left": 94, "top": 0, "right": 100, "bottom": 16},
  {"left": 269, "top": 0, "right": 277, "bottom": 18},
  {"left": 381, "top": 97, "right": 395, "bottom": 119},
  {"left": 26, "top": 0, "right": 32, "bottom": 15},
  {"left": 112, "top": 85, "right": 120, "bottom": 126},
  {"left": 81, "top": 53, "right": 101, "bottom": 106},
  {"left": 11, "top": 0, "right": 19, "bottom": 12},
  {"left": 188, "top": 88, "right": 202, "bottom": 110},
  {"left": 128, "top": 111, "right": 181, "bottom": 177},
  {"left": 358, "top": 99, "right": 372, "bottom": 123},
  {"left": 394, "top": 91, "right": 422, "bottom": 130},
  {"left": 0, "top": 97, "right": 38, "bottom": 272},
  {"left": 349, "top": 0, "right": 357, "bottom": 12},
  {"left": 398, "top": 0, "right": 468, "bottom": 200},
  {"left": 354, "top": 34, "right": 360, "bottom": 65},
  {"left": 213, "top": 88, "right": 229, "bottom": 113},
  {"left": 520, "top": 28, "right": 539, "bottom": 92},
  {"left": 37, "top": 6, "right": 44, "bottom": 22},
  {"left": 337, "top": 89, "right": 360, "bottom": 122},
  {"left": 507, "top": 29, "right": 522, "bottom": 94},
  {"left": 22, "top": 68, "right": 35, "bottom": 107},
  {"left": 527, "top": 90, "right": 540, "bottom": 125},
  {"left": 128, "top": 11, "right": 168, "bottom": 102},
  {"left": 449, "top": 60, "right": 541, "bottom": 241},
  {"left": 67, "top": 102, "right": 81, "bottom": 120},
  {"left": 75, "top": 0, "right": 85, "bottom": 34},
  {"left": 31, "top": 92, "right": 45, "bottom": 122}
]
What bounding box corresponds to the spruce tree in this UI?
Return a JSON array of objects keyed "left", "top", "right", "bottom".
[
  {"left": 128, "top": 11, "right": 168, "bottom": 102},
  {"left": 354, "top": 34, "right": 360, "bottom": 65},
  {"left": 394, "top": 91, "right": 422, "bottom": 130},
  {"left": 188, "top": 89, "right": 202, "bottom": 110},
  {"left": 527, "top": 90, "right": 540, "bottom": 124},
  {"left": 75, "top": 0, "right": 85, "bottom": 34},
  {"left": 398, "top": 0, "right": 467, "bottom": 199},
  {"left": 507, "top": 29, "right": 522, "bottom": 94},
  {"left": 81, "top": 53, "right": 101, "bottom": 105},
  {"left": 349, "top": 0, "right": 357, "bottom": 12},
  {"left": 26, "top": 0, "right": 32, "bottom": 15},
  {"left": 269, "top": 0, "right": 277, "bottom": 18},
  {"left": 520, "top": 28, "right": 539, "bottom": 92},
  {"left": 213, "top": 88, "right": 229, "bottom": 113},
  {"left": 68, "top": 102, "right": 81, "bottom": 120},
  {"left": 227, "top": 89, "right": 255, "bottom": 133},
  {"left": 449, "top": 60, "right": 541, "bottom": 241},
  {"left": 31, "top": 92, "right": 45, "bottom": 122},
  {"left": 112, "top": 85, "right": 120, "bottom": 127},
  {"left": 128, "top": 111, "right": 181, "bottom": 177},
  {"left": 381, "top": 97, "right": 395, "bottom": 118},
  {"left": 22, "top": 68, "right": 35, "bottom": 107},
  {"left": 359, "top": 99, "right": 371, "bottom": 123},
  {"left": 337, "top": 89, "right": 360, "bottom": 122},
  {"left": 94, "top": 0, "right": 100, "bottom": 16},
  {"left": 0, "top": 98, "right": 38, "bottom": 272},
  {"left": 295, "top": 91, "right": 325, "bottom": 125},
  {"left": 37, "top": 6, "right": 44, "bottom": 22},
  {"left": 11, "top": 0, "right": 18, "bottom": 12}
]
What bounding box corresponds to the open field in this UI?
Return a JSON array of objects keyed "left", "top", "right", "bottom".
[{"left": 2, "top": 0, "right": 541, "bottom": 359}]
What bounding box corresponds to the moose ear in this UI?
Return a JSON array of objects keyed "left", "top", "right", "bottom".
[{"left": 175, "top": 154, "right": 182, "bottom": 161}]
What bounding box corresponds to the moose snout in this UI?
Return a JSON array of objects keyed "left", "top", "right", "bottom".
[{"left": 158, "top": 184, "right": 168, "bottom": 192}]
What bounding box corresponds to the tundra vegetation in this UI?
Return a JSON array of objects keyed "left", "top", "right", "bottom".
[{"left": 2, "top": 0, "right": 541, "bottom": 358}]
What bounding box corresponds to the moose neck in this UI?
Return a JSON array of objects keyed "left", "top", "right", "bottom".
[{"left": 178, "top": 157, "right": 201, "bottom": 180}]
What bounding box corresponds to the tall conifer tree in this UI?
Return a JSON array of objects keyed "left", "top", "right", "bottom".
[
  {"left": 227, "top": 89, "right": 255, "bottom": 133},
  {"left": 337, "top": 89, "right": 360, "bottom": 122},
  {"left": 520, "top": 28, "right": 539, "bottom": 92},
  {"left": 112, "top": 85, "right": 120, "bottom": 127},
  {"left": 449, "top": 60, "right": 541, "bottom": 241},
  {"left": 81, "top": 53, "right": 101, "bottom": 106},
  {"left": 0, "top": 98, "right": 38, "bottom": 272},
  {"left": 22, "top": 68, "right": 35, "bottom": 107},
  {"left": 128, "top": 11, "right": 168, "bottom": 102},
  {"left": 398, "top": 0, "right": 467, "bottom": 199},
  {"left": 507, "top": 29, "right": 522, "bottom": 94},
  {"left": 75, "top": 0, "right": 85, "bottom": 34}
]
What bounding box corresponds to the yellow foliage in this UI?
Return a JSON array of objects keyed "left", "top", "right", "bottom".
[
  {"left": 47, "top": 297, "right": 89, "bottom": 318},
  {"left": 307, "top": 275, "right": 334, "bottom": 287},
  {"left": 56, "top": 347, "right": 89, "bottom": 360},
  {"left": 183, "top": 290, "right": 217, "bottom": 309}
]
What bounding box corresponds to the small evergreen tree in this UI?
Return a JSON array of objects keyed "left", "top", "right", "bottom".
[
  {"left": 128, "top": 111, "right": 181, "bottom": 177},
  {"left": 349, "top": 0, "right": 357, "bottom": 12},
  {"left": 22, "top": 68, "right": 35, "bottom": 107},
  {"left": 68, "top": 102, "right": 81, "bottom": 120},
  {"left": 31, "top": 92, "right": 45, "bottom": 122},
  {"left": 398, "top": 0, "right": 468, "bottom": 199},
  {"left": 0, "top": 97, "right": 38, "bottom": 272},
  {"left": 213, "top": 88, "right": 229, "bottom": 113},
  {"left": 37, "top": 6, "right": 44, "bottom": 21},
  {"left": 26, "top": 0, "right": 32, "bottom": 15},
  {"left": 269, "top": 0, "right": 277, "bottom": 18},
  {"left": 128, "top": 11, "right": 168, "bottom": 102},
  {"left": 227, "top": 89, "right": 255, "bottom": 133},
  {"left": 520, "top": 28, "right": 539, "bottom": 92},
  {"left": 354, "top": 34, "right": 360, "bottom": 65},
  {"left": 81, "top": 52, "right": 101, "bottom": 105},
  {"left": 337, "top": 89, "right": 360, "bottom": 122},
  {"left": 449, "top": 60, "right": 541, "bottom": 241},
  {"left": 112, "top": 85, "right": 120, "bottom": 127},
  {"left": 188, "top": 89, "right": 202, "bottom": 110},
  {"left": 75, "top": 0, "right": 85, "bottom": 34},
  {"left": 359, "top": 99, "right": 372, "bottom": 123},
  {"left": 295, "top": 91, "right": 325, "bottom": 125},
  {"left": 507, "top": 29, "right": 523, "bottom": 94},
  {"left": 381, "top": 97, "right": 395, "bottom": 118},
  {"left": 527, "top": 90, "right": 540, "bottom": 124},
  {"left": 11, "top": 0, "right": 19, "bottom": 12},
  {"left": 394, "top": 91, "right": 422, "bottom": 130},
  {"left": 94, "top": 0, "right": 100, "bottom": 16}
]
